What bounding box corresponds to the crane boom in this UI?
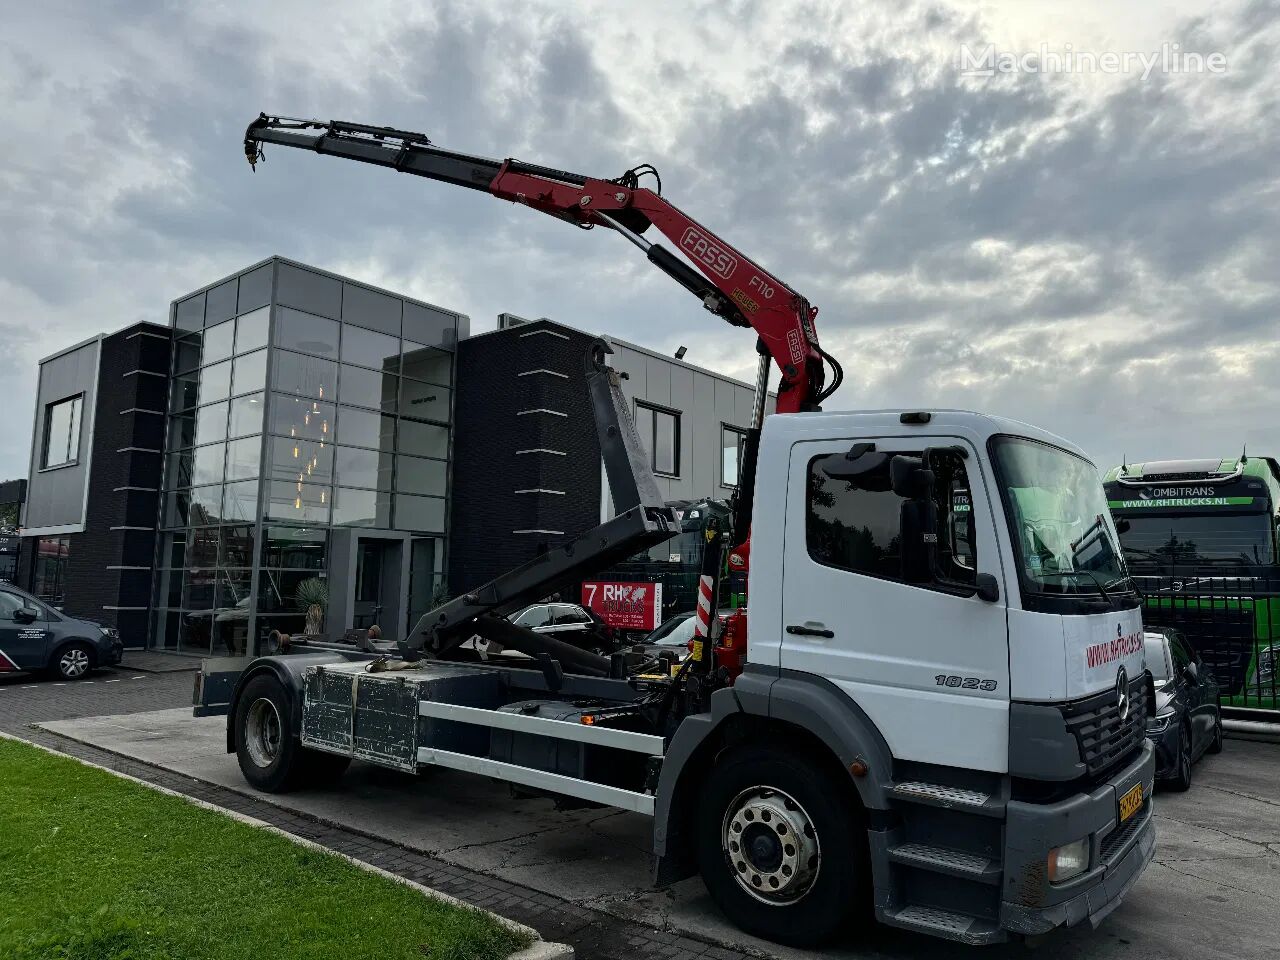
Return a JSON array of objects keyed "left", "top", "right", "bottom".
[{"left": 243, "top": 113, "right": 844, "bottom": 556}]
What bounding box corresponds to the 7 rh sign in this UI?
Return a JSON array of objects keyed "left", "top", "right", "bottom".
[{"left": 581, "top": 581, "right": 663, "bottom": 631}]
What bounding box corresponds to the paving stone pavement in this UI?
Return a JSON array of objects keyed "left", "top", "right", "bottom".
[
  {"left": 0, "top": 668, "right": 751, "bottom": 960},
  {"left": 6, "top": 666, "right": 1280, "bottom": 960}
]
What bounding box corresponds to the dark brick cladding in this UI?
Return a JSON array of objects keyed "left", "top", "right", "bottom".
[
  {"left": 448, "top": 321, "right": 605, "bottom": 593},
  {"left": 27, "top": 324, "right": 172, "bottom": 645}
]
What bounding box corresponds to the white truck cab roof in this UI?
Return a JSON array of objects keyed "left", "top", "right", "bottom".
[{"left": 761, "top": 408, "right": 1088, "bottom": 463}]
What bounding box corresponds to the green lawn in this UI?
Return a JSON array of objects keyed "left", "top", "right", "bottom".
[{"left": 0, "top": 738, "right": 528, "bottom": 960}]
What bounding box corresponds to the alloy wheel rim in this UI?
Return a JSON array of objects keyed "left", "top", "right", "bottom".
[{"left": 60, "top": 648, "right": 89, "bottom": 678}]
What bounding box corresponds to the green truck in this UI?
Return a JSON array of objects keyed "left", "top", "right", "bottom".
[{"left": 1103, "top": 456, "right": 1280, "bottom": 713}]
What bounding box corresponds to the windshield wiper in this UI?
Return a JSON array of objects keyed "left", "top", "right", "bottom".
[{"left": 1036, "top": 570, "right": 1114, "bottom": 605}]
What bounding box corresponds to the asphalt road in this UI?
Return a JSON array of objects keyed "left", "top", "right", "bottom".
[{"left": 5, "top": 665, "right": 1280, "bottom": 959}]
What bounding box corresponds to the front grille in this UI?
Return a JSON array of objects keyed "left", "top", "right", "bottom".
[
  {"left": 1099, "top": 800, "right": 1149, "bottom": 861},
  {"left": 1060, "top": 676, "right": 1148, "bottom": 779}
]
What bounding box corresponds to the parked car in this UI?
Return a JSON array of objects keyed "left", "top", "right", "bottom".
[
  {"left": 634, "top": 611, "right": 697, "bottom": 655},
  {"left": 1145, "top": 628, "right": 1223, "bottom": 791},
  {"left": 0, "top": 583, "right": 122, "bottom": 680},
  {"left": 509, "top": 602, "right": 618, "bottom": 654}
]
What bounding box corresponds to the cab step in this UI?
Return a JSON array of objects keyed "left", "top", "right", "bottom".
[
  {"left": 891, "top": 781, "right": 1006, "bottom": 817},
  {"left": 887, "top": 841, "right": 1001, "bottom": 884},
  {"left": 882, "top": 904, "right": 1006, "bottom": 945}
]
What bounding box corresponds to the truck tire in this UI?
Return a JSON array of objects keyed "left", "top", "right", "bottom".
[
  {"left": 234, "top": 674, "right": 311, "bottom": 793},
  {"left": 696, "top": 742, "right": 869, "bottom": 947}
]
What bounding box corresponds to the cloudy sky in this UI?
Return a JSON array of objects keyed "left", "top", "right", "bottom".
[{"left": 2, "top": 0, "right": 1277, "bottom": 480}]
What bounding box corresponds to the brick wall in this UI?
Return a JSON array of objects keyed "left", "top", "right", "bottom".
[
  {"left": 59, "top": 323, "right": 172, "bottom": 644},
  {"left": 448, "top": 321, "right": 604, "bottom": 593}
]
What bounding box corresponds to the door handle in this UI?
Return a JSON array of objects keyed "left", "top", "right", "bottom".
[{"left": 786, "top": 624, "right": 834, "bottom": 639}]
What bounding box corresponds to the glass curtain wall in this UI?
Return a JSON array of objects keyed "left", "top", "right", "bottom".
[
  {"left": 155, "top": 262, "right": 455, "bottom": 655},
  {"left": 154, "top": 267, "right": 271, "bottom": 655}
]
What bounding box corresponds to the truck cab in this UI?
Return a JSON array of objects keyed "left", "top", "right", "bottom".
[
  {"left": 720, "top": 409, "right": 1154, "bottom": 941},
  {"left": 1103, "top": 456, "right": 1280, "bottom": 709}
]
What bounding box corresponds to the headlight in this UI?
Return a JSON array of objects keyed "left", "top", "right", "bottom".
[
  {"left": 1146, "top": 711, "right": 1174, "bottom": 733},
  {"left": 99, "top": 626, "right": 119, "bottom": 638},
  {"left": 1048, "top": 837, "right": 1090, "bottom": 883}
]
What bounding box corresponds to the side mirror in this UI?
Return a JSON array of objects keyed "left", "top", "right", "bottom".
[
  {"left": 13, "top": 607, "right": 37, "bottom": 624},
  {"left": 1184, "top": 661, "right": 1200, "bottom": 684},
  {"left": 818, "top": 443, "right": 891, "bottom": 488},
  {"left": 1114, "top": 518, "right": 1131, "bottom": 534},
  {"left": 890, "top": 455, "right": 933, "bottom": 498},
  {"left": 975, "top": 573, "right": 1001, "bottom": 603}
]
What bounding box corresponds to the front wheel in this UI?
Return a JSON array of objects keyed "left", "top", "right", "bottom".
[
  {"left": 1165, "top": 724, "right": 1193, "bottom": 792},
  {"left": 696, "top": 743, "right": 868, "bottom": 947},
  {"left": 51, "top": 642, "right": 95, "bottom": 681}
]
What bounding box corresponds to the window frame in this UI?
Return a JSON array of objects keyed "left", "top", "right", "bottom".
[
  {"left": 40, "top": 394, "right": 84, "bottom": 470},
  {"left": 804, "top": 447, "right": 979, "bottom": 595},
  {"left": 635, "top": 400, "right": 681, "bottom": 478},
  {"left": 721, "top": 423, "right": 748, "bottom": 489}
]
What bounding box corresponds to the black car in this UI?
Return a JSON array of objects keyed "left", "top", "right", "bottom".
[
  {"left": 1144, "top": 629, "right": 1223, "bottom": 791},
  {"left": 0, "top": 583, "right": 123, "bottom": 680}
]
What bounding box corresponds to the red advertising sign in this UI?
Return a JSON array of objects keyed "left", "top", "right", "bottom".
[{"left": 581, "top": 581, "right": 664, "bottom": 631}]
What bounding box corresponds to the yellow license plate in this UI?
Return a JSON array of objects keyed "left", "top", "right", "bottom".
[{"left": 1119, "top": 783, "right": 1144, "bottom": 823}]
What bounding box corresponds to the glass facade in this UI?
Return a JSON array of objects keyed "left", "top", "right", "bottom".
[{"left": 154, "top": 261, "right": 457, "bottom": 655}]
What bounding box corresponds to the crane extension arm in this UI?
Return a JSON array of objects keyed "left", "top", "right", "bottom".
[
  {"left": 244, "top": 114, "right": 844, "bottom": 555},
  {"left": 243, "top": 114, "right": 842, "bottom": 414}
]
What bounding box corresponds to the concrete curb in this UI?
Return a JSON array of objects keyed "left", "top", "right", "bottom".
[
  {"left": 0, "top": 730, "right": 573, "bottom": 960},
  {"left": 1224, "top": 718, "right": 1280, "bottom": 743}
]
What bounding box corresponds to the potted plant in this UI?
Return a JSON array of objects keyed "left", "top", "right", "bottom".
[{"left": 295, "top": 577, "right": 329, "bottom": 636}]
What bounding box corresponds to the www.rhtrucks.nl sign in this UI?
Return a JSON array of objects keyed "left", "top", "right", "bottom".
[
  {"left": 1108, "top": 497, "right": 1257, "bottom": 509},
  {"left": 581, "top": 581, "right": 663, "bottom": 631}
]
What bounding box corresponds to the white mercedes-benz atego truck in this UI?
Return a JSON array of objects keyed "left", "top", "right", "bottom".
[{"left": 198, "top": 404, "right": 1154, "bottom": 948}]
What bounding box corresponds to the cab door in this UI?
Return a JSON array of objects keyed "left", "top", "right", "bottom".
[
  {"left": 779, "top": 436, "right": 1011, "bottom": 773},
  {"left": 0, "top": 590, "right": 50, "bottom": 672}
]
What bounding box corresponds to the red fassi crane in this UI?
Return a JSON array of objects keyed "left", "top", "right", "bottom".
[{"left": 243, "top": 114, "right": 844, "bottom": 563}]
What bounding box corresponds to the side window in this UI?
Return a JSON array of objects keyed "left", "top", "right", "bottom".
[
  {"left": 0, "top": 592, "right": 28, "bottom": 620},
  {"left": 1170, "top": 636, "right": 1194, "bottom": 670},
  {"left": 514, "top": 606, "right": 549, "bottom": 628},
  {"left": 806, "top": 448, "right": 976, "bottom": 589}
]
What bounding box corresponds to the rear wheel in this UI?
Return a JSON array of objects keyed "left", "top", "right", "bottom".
[
  {"left": 696, "top": 743, "right": 868, "bottom": 947},
  {"left": 1207, "top": 711, "right": 1224, "bottom": 754},
  {"left": 235, "top": 674, "right": 348, "bottom": 792}
]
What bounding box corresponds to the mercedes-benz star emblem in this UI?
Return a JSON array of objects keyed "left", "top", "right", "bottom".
[{"left": 1116, "top": 666, "right": 1130, "bottom": 722}]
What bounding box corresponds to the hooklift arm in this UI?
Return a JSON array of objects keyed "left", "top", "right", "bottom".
[{"left": 244, "top": 114, "right": 844, "bottom": 552}]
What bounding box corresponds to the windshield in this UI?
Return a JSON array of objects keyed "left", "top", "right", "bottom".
[
  {"left": 1144, "top": 635, "right": 1172, "bottom": 680},
  {"left": 991, "top": 436, "right": 1130, "bottom": 602},
  {"left": 1116, "top": 513, "right": 1275, "bottom": 569},
  {"left": 646, "top": 614, "right": 696, "bottom": 646}
]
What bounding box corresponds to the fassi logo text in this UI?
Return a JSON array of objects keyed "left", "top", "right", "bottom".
[{"left": 680, "top": 227, "right": 738, "bottom": 279}]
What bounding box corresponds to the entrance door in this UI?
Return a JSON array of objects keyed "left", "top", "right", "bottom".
[
  {"left": 354, "top": 538, "right": 403, "bottom": 644},
  {"left": 779, "top": 436, "right": 1011, "bottom": 774}
]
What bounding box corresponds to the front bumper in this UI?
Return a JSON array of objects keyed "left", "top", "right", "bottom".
[
  {"left": 1001, "top": 740, "right": 1156, "bottom": 936},
  {"left": 103, "top": 639, "right": 124, "bottom": 666}
]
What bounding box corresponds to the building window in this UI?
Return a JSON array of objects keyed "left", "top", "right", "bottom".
[
  {"left": 33, "top": 536, "right": 70, "bottom": 605},
  {"left": 41, "top": 395, "right": 83, "bottom": 469},
  {"left": 721, "top": 425, "right": 747, "bottom": 488},
  {"left": 635, "top": 402, "right": 680, "bottom": 477}
]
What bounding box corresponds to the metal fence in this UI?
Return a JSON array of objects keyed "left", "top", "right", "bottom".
[{"left": 1135, "top": 574, "right": 1280, "bottom": 717}]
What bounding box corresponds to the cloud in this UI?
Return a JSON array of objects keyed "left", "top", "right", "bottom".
[{"left": 0, "top": 0, "right": 1277, "bottom": 486}]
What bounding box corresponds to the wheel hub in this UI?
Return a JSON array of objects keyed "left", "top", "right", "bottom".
[
  {"left": 244, "top": 697, "right": 282, "bottom": 769},
  {"left": 721, "top": 786, "right": 820, "bottom": 904}
]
